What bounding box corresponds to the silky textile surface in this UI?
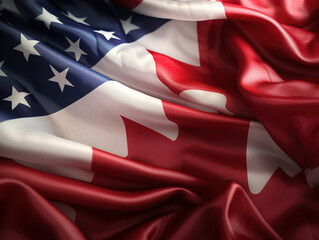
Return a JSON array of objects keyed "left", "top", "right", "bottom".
[{"left": 0, "top": 0, "right": 318, "bottom": 239}]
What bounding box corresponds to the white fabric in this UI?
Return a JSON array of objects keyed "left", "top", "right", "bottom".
[
  {"left": 134, "top": 0, "right": 226, "bottom": 21},
  {"left": 0, "top": 81, "right": 178, "bottom": 169},
  {"left": 93, "top": 20, "right": 232, "bottom": 114},
  {"left": 305, "top": 167, "right": 319, "bottom": 187},
  {"left": 246, "top": 121, "right": 302, "bottom": 194},
  {"left": 180, "top": 89, "right": 233, "bottom": 115}
]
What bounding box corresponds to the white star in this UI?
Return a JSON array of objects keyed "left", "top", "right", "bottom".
[
  {"left": 0, "top": 61, "right": 7, "bottom": 77},
  {"left": 35, "top": 7, "right": 62, "bottom": 29},
  {"left": 120, "top": 16, "right": 140, "bottom": 35},
  {"left": 0, "top": 0, "right": 19, "bottom": 14},
  {"left": 62, "top": 11, "right": 89, "bottom": 26},
  {"left": 49, "top": 65, "right": 73, "bottom": 92},
  {"left": 13, "top": 33, "right": 40, "bottom": 61},
  {"left": 94, "top": 30, "right": 120, "bottom": 41},
  {"left": 65, "top": 37, "right": 87, "bottom": 61},
  {"left": 3, "top": 86, "right": 30, "bottom": 110}
]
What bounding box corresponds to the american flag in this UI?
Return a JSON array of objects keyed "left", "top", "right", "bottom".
[{"left": 0, "top": 0, "right": 319, "bottom": 239}]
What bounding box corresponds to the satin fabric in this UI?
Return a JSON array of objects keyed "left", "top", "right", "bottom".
[
  {"left": 0, "top": 0, "right": 319, "bottom": 239},
  {"left": 222, "top": 2, "right": 319, "bottom": 169},
  {"left": 0, "top": 159, "right": 281, "bottom": 240},
  {"left": 0, "top": 178, "right": 86, "bottom": 240}
]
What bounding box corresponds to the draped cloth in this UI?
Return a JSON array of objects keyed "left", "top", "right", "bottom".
[{"left": 0, "top": 0, "right": 318, "bottom": 239}]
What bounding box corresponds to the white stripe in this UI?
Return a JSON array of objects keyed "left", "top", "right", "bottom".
[
  {"left": 134, "top": 0, "right": 226, "bottom": 21},
  {"left": 180, "top": 90, "right": 233, "bottom": 115},
  {"left": 15, "top": 160, "right": 95, "bottom": 182},
  {"left": 137, "top": 20, "right": 200, "bottom": 66},
  {"left": 246, "top": 121, "right": 302, "bottom": 194},
  {"left": 305, "top": 167, "right": 319, "bottom": 187},
  {"left": 93, "top": 20, "right": 231, "bottom": 114},
  {"left": 51, "top": 201, "right": 76, "bottom": 222},
  {"left": 92, "top": 42, "right": 221, "bottom": 113},
  {"left": 0, "top": 81, "right": 178, "bottom": 167},
  {"left": 0, "top": 118, "right": 93, "bottom": 169}
]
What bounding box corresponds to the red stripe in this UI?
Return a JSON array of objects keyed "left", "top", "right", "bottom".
[
  {"left": 0, "top": 177, "right": 86, "bottom": 240},
  {"left": 222, "top": 2, "right": 319, "bottom": 169},
  {"left": 123, "top": 102, "right": 250, "bottom": 189},
  {"left": 148, "top": 20, "right": 255, "bottom": 118},
  {"left": 111, "top": 0, "right": 142, "bottom": 9},
  {"left": 92, "top": 147, "right": 215, "bottom": 195}
]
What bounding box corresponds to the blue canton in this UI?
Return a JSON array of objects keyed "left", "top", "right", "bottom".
[{"left": 0, "top": 0, "right": 168, "bottom": 121}]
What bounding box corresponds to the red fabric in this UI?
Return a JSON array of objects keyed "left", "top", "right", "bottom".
[
  {"left": 0, "top": 178, "right": 86, "bottom": 240},
  {"left": 0, "top": 159, "right": 281, "bottom": 240},
  {"left": 1, "top": 0, "right": 319, "bottom": 239},
  {"left": 1, "top": 100, "right": 319, "bottom": 239},
  {"left": 221, "top": 2, "right": 319, "bottom": 168},
  {"left": 110, "top": 0, "right": 142, "bottom": 9}
]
